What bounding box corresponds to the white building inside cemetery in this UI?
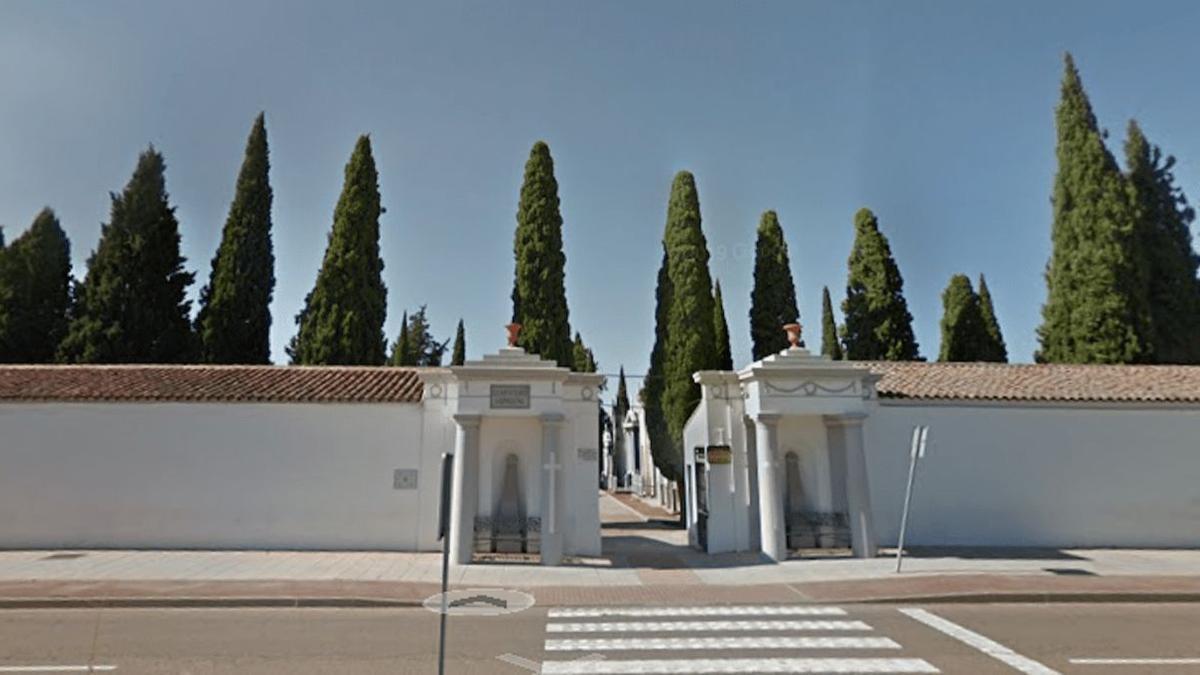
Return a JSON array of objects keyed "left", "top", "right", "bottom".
[{"left": 0, "top": 328, "right": 1198, "bottom": 564}]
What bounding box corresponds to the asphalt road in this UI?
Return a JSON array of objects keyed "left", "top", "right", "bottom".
[{"left": 0, "top": 603, "right": 1197, "bottom": 674}]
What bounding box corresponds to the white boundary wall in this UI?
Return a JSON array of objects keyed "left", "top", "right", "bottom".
[
  {"left": 865, "top": 401, "right": 1200, "bottom": 548},
  {"left": 0, "top": 402, "right": 438, "bottom": 550}
]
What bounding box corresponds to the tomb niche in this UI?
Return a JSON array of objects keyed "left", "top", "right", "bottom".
[{"left": 477, "top": 453, "right": 540, "bottom": 554}]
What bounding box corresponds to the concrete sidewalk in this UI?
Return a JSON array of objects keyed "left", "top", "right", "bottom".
[{"left": 1, "top": 493, "right": 1197, "bottom": 605}]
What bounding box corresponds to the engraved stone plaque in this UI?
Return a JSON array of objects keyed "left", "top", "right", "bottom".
[
  {"left": 490, "top": 384, "right": 531, "bottom": 409},
  {"left": 577, "top": 447, "right": 598, "bottom": 461}
]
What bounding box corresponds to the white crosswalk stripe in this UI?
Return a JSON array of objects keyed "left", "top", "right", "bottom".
[
  {"left": 548, "top": 606, "right": 846, "bottom": 618},
  {"left": 537, "top": 605, "right": 941, "bottom": 674},
  {"left": 539, "top": 658, "right": 939, "bottom": 674},
  {"left": 546, "top": 636, "right": 902, "bottom": 651},
  {"left": 547, "top": 620, "right": 872, "bottom": 633}
]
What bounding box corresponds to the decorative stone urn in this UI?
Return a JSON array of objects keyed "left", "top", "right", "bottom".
[{"left": 506, "top": 323, "right": 522, "bottom": 348}]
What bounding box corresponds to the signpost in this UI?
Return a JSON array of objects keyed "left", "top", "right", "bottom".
[
  {"left": 437, "top": 452, "right": 454, "bottom": 675},
  {"left": 895, "top": 425, "right": 929, "bottom": 574}
]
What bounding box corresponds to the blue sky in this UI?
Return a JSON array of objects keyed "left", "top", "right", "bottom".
[{"left": 2, "top": 1, "right": 1198, "bottom": 392}]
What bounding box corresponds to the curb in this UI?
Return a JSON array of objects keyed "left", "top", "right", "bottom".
[
  {"left": 840, "top": 592, "right": 1200, "bottom": 605},
  {"left": 2, "top": 591, "right": 1200, "bottom": 609},
  {"left": 0, "top": 597, "right": 426, "bottom": 610}
]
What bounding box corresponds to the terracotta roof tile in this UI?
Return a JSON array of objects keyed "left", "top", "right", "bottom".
[
  {"left": 865, "top": 361, "right": 1200, "bottom": 403},
  {"left": 1, "top": 362, "right": 1198, "bottom": 404},
  {"left": 0, "top": 365, "right": 425, "bottom": 403}
]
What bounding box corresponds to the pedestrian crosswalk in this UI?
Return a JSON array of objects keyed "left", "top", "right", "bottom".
[{"left": 538, "top": 605, "right": 939, "bottom": 674}]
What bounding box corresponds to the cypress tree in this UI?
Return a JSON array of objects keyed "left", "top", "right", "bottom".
[
  {"left": 713, "top": 279, "right": 733, "bottom": 370},
  {"left": 450, "top": 319, "right": 466, "bottom": 366},
  {"left": 572, "top": 332, "right": 588, "bottom": 372},
  {"left": 585, "top": 348, "right": 598, "bottom": 374},
  {"left": 287, "top": 136, "right": 387, "bottom": 365},
  {"left": 1124, "top": 121, "right": 1200, "bottom": 363},
  {"left": 840, "top": 208, "right": 919, "bottom": 360},
  {"left": 511, "top": 141, "right": 572, "bottom": 367},
  {"left": 938, "top": 274, "right": 990, "bottom": 362},
  {"left": 820, "top": 286, "right": 843, "bottom": 360},
  {"left": 662, "top": 171, "right": 717, "bottom": 478},
  {"left": 1037, "top": 54, "right": 1148, "bottom": 364},
  {"left": 390, "top": 311, "right": 411, "bottom": 366},
  {"left": 977, "top": 274, "right": 1008, "bottom": 362},
  {"left": 196, "top": 113, "right": 275, "bottom": 364},
  {"left": 749, "top": 210, "right": 800, "bottom": 359},
  {"left": 58, "top": 148, "right": 196, "bottom": 363},
  {"left": 644, "top": 246, "right": 674, "bottom": 482},
  {"left": 615, "top": 366, "right": 630, "bottom": 416},
  {"left": 0, "top": 208, "right": 72, "bottom": 362}
]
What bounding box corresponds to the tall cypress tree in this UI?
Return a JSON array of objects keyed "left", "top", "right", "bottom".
[
  {"left": 287, "top": 136, "right": 387, "bottom": 365},
  {"left": 977, "top": 274, "right": 1008, "bottom": 363},
  {"left": 0, "top": 208, "right": 72, "bottom": 362},
  {"left": 938, "top": 274, "right": 990, "bottom": 362},
  {"left": 390, "top": 311, "right": 411, "bottom": 366},
  {"left": 713, "top": 279, "right": 733, "bottom": 370},
  {"left": 820, "top": 286, "right": 843, "bottom": 360},
  {"left": 450, "top": 319, "right": 466, "bottom": 366},
  {"left": 511, "top": 141, "right": 572, "bottom": 366},
  {"left": 196, "top": 113, "right": 276, "bottom": 364},
  {"left": 572, "top": 332, "right": 589, "bottom": 372},
  {"left": 59, "top": 148, "right": 196, "bottom": 363},
  {"left": 615, "top": 366, "right": 630, "bottom": 417},
  {"left": 1037, "top": 54, "right": 1148, "bottom": 364},
  {"left": 644, "top": 246, "right": 673, "bottom": 482},
  {"left": 662, "top": 171, "right": 717, "bottom": 481},
  {"left": 749, "top": 210, "right": 800, "bottom": 359},
  {"left": 840, "top": 208, "right": 919, "bottom": 360},
  {"left": 1124, "top": 121, "right": 1200, "bottom": 364}
]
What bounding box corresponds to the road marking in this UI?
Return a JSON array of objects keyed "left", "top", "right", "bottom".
[
  {"left": 548, "top": 619, "right": 872, "bottom": 633},
  {"left": 0, "top": 662, "right": 117, "bottom": 667},
  {"left": 547, "top": 606, "right": 846, "bottom": 618},
  {"left": 546, "top": 636, "right": 901, "bottom": 651},
  {"left": 497, "top": 652, "right": 604, "bottom": 672},
  {"left": 1070, "top": 658, "right": 1200, "bottom": 666},
  {"left": 899, "top": 608, "right": 1058, "bottom": 675},
  {"left": 540, "top": 658, "right": 939, "bottom": 673}
]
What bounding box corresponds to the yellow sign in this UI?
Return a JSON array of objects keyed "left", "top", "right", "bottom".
[{"left": 706, "top": 446, "right": 732, "bottom": 465}]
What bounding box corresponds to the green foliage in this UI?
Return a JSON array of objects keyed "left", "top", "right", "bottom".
[
  {"left": 820, "top": 286, "right": 843, "bottom": 360},
  {"left": 572, "top": 332, "right": 589, "bottom": 372},
  {"left": 0, "top": 208, "right": 72, "bottom": 362},
  {"left": 937, "top": 274, "right": 991, "bottom": 362},
  {"left": 840, "top": 208, "right": 919, "bottom": 361},
  {"left": 287, "top": 136, "right": 387, "bottom": 365},
  {"left": 659, "top": 171, "right": 718, "bottom": 482},
  {"left": 1124, "top": 121, "right": 1200, "bottom": 364},
  {"left": 749, "top": 210, "right": 800, "bottom": 359},
  {"left": 643, "top": 246, "right": 673, "bottom": 481},
  {"left": 451, "top": 319, "right": 466, "bottom": 366},
  {"left": 1037, "top": 54, "right": 1149, "bottom": 364},
  {"left": 713, "top": 280, "right": 733, "bottom": 370},
  {"left": 58, "top": 148, "right": 196, "bottom": 363},
  {"left": 390, "top": 305, "right": 447, "bottom": 366},
  {"left": 615, "top": 366, "right": 630, "bottom": 415},
  {"left": 196, "top": 113, "right": 276, "bottom": 364},
  {"left": 511, "top": 141, "right": 573, "bottom": 367},
  {"left": 976, "top": 275, "right": 1008, "bottom": 362}
]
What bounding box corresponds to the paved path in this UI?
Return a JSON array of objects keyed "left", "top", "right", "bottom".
[{"left": 4, "top": 602, "right": 1200, "bottom": 673}]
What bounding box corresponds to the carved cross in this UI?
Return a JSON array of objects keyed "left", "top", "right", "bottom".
[{"left": 543, "top": 450, "right": 562, "bottom": 534}]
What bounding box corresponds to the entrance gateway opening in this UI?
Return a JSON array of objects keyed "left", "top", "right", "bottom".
[{"left": 682, "top": 327, "right": 880, "bottom": 561}]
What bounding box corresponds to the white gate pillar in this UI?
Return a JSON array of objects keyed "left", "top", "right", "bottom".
[
  {"left": 753, "top": 412, "right": 787, "bottom": 562},
  {"left": 449, "top": 413, "right": 481, "bottom": 565}
]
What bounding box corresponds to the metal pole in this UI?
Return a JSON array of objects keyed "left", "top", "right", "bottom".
[
  {"left": 895, "top": 426, "right": 927, "bottom": 573},
  {"left": 437, "top": 453, "right": 454, "bottom": 675}
]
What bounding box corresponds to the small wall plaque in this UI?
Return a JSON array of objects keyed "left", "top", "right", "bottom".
[
  {"left": 490, "top": 384, "right": 531, "bottom": 409},
  {"left": 706, "top": 445, "right": 733, "bottom": 465},
  {"left": 393, "top": 469, "right": 418, "bottom": 490},
  {"left": 577, "top": 447, "right": 598, "bottom": 461}
]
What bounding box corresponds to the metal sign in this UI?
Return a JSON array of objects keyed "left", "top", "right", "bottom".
[
  {"left": 896, "top": 425, "right": 930, "bottom": 574},
  {"left": 490, "top": 384, "right": 531, "bottom": 409}
]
